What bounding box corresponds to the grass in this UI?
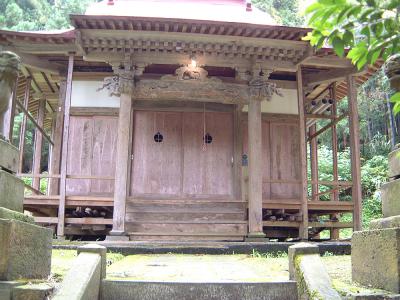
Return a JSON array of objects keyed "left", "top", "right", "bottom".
[{"left": 51, "top": 249, "right": 124, "bottom": 281}]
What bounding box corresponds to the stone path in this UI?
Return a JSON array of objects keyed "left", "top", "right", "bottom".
[{"left": 106, "top": 254, "right": 289, "bottom": 282}]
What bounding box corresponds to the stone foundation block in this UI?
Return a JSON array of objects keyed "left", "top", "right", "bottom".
[
  {"left": 0, "top": 207, "right": 34, "bottom": 224},
  {"left": 12, "top": 283, "right": 54, "bottom": 300},
  {"left": 389, "top": 148, "right": 400, "bottom": 178},
  {"left": 370, "top": 215, "right": 400, "bottom": 230},
  {"left": 352, "top": 228, "right": 400, "bottom": 293},
  {"left": 381, "top": 179, "right": 400, "bottom": 218},
  {"left": 0, "top": 140, "right": 18, "bottom": 173},
  {"left": 0, "top": 219, "right": 52, "bottom": 281},
  {"left": 0, "top": 171, "right": 24, "bottom": 212},
  {"left": 0, "top": 282, "right": 23, "bottom": 300}
]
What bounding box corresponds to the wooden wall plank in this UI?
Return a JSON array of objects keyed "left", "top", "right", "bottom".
[
  {"left": 66, "top": 116, "right": 93, "bottom": 195},
  {"left": 91, "top": 116, "right": 118, "bottom": 195}
]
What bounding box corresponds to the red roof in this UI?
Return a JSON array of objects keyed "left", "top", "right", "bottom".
[{"left": 85, "top": 0, "right": 276, "bottom": 25}]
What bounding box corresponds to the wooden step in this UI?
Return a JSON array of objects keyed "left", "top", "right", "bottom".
[
  {"left": 126, "top": 212, "right": 246, "bottom": 222},
  {"left": 126, "top": 222, "right": 247, "bottom": 236},
  {"left": 129, "top": 234, "right": 245, "bottom": 241},
  {"left": 126, "top": 202, "right": 245, "bottom": 213}
]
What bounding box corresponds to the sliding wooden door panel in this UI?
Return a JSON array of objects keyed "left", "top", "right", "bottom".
[
  {"left": 182, "top": 112, "right": 233, "bottom": 198},
  {"left": 131, "top": 111, "right": 183, "bottom": 197}
]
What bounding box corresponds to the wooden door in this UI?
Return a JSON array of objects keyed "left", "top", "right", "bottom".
[
  {"left": 182, "top": 112, "right": 233, "bottom": 198},
  {"left": 130, "top": 110, "right": 234, "bottom": 199},
  {"left": 130, "top": 111, "right": 183, "bottom": 197}
]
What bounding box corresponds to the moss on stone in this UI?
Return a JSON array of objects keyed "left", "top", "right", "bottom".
[{"left": 0, "top": 207, "right": 34, "bottom": 224}]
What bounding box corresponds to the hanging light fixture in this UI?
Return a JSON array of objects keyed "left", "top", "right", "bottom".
[{"left": 190, "top": 54, "right": 197, "bottom": 68}]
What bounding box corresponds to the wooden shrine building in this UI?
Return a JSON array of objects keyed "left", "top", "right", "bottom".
[{"left": 0, "top": 0, "right": 380, "bottom": 241}]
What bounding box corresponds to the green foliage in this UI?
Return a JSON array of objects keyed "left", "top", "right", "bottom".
[
  {"left": 0, "top": 0, "right": 96, "bottom": 31},
  {"left": 252, "top": 0, "right": 305, "bottom": 26},
  {"left": 304, "top": 0, "right": 400, "bottom": 112}
]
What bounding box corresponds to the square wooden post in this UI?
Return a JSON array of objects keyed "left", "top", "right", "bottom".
[
  {"left": 347, "top": 75, "right": 362, "bottom": 232},
  {"left": 309, "top": 124, "right": 318, "bottom": 201},
  {"left": 49, "top": 80, "right": 66, "bottom": 195},
  {"left": 57, "top": 54, "right": 74, "bottom": 238},
  {"left": 247, "top": 97, "right": 265, "bottom": 239},
  {"left": 32, "top": 99, "right": 46, "bottom": 190},
  {"left": 297, "top": 66, "right": 309, "bottom": 240},
  {"left": 109, "top": 91, "right": 132, "bottom": 239},
  {"left": 18, "top": 77, "right": 31, "bottom": 173},
  {"left": 330, "top": 83, "right": 340, "bottom": 240}
]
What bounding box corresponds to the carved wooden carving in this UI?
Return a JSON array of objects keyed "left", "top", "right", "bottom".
[
  {"left": 249, "top": 77, "right": 282, "bottom": 101},
  {"left": 0, "top": 51, "right": 20, "bottom": 141},
  {"left": 99, "top": 65, "right": 282, "bottom": 104}
]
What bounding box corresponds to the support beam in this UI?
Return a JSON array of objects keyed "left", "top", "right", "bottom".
[
  {"left": 57, "top": 54, "right": 74, "bottom": 237},
  {"left": 297, "top": 66, "right": 309, "bottom": 240},
  {"left": 309, "top": 124, "right": 318, "bottom": 201},
  {"left": 307, "top": 113, "right": 348, "bottom": 142},
  {"left": 330, "top": 84, "right": 340, "bottom": 240},
  {"left": 304, "top": 67, "right": 357, "bottom": 87},
  {"left": 18, "top": 77, "right": 31, "bottom": 173},
  {"left": 347, "top": 75, "right": 362, "bottom": 232},
  {"left": 15, "top": 100, "right": 53, "bottom": 146},
  {"left": 32, "top": 99, "right": 46, "bottom": 190},
  {"left": 2, "top": 46, "right": 61, "bottom": 75},
  {"left": 247, "top": 97, "right": 265, "bottom": 238},
  {"left": 110, "top": 92, "right": 132, "bottom": 236},
  {"left": 49, "top": 80, "right": 66, "bottom": 195}
]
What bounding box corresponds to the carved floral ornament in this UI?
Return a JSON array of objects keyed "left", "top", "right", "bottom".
[{"left": 98, "top": 64, "right": 282, "bottom": 102}]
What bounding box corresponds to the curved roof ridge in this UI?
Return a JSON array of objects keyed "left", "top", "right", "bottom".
[{"left": 85, "top": 0, "right": 277, "bottom": 26}]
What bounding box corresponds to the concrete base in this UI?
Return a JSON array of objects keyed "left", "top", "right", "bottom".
[
  {"left": 0, "top": 219, "right": 52, "bottom": 281},
  {"left": 106, "top": 235, "right": 130, "bottom": 242},
  {"left": 381, "top": 179, "right": 400, "bottom": 217},
  {"left": 0, "top": 140, "right": 18, "bottom": 173},
  {"left": 389, "top": 147, "right": 400, "bottom": 178},
  {"left": 245, "top": 232, "right": 268, "bottom": 242},
  {"left": 370, "top": 215, "right": 400, "bottom": 230},
  {"left": 101, "top": 281, "right": 297, "bottom": 300},
  {"left": 352, "top": 228, "right": 400, "bottom": 293},
  {"left": 0, "top": 171, "right": 24, "bottom": 212}
]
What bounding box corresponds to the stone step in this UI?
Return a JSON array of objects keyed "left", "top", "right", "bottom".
[{"left": 101, "top": 280, "right": 298, "bottom": 300}]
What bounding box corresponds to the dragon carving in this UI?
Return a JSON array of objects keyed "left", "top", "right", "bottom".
[{"left": 0, "top": 51, "right": 20, "bottom": 141}]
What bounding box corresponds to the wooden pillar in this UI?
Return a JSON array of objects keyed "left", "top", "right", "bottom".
[
  {"left": 18, "top": 77, "right": 31, "bottom": 173},
  {"left": 330, "top": 84, "right": 340, "bottom": 239},
  {"left": 32, "top": 99, "right": 46, "bottom": 190},
  {"left": 309, "top": 124, "right": 318, "bottom": 201},
  {"left": 57, "top": 54, "right": 74, "bottom": 238},
  {"left": 49, "top": 80, "right": 66, "bottom": 195},
  {"left": 347, "top": 75, "right": 362, "bottom": 232},
  {"left": 247, "top": 97, "right": 265, "bottom": 237},
  {"left": 297, "top": 66, "right": 309, "bottom": 240},
  {"left": 110, "top": 92, "right": 132, "bottom": 236},
  {"left": 233, "top": 104, "right": 243, "bottom": 200}
]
